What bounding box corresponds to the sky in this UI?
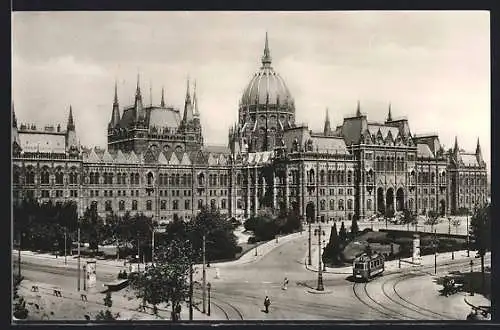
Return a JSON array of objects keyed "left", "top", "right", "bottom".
[{"left": 12, "top": 11, "right": 490, "bottom": 174}]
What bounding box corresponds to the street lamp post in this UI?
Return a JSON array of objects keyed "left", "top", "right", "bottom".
[
  {"left": 314, "top": 220, "right": 325, "bottom": 291},
  {"left": 470, "top": 260, "right": 474, "bottom": 296},
  {"left": 17, "top": 232, "right": 21, "bottom": 279},
  {"left": 207, "top": 282, "right": 211, "bottom": 316},
  {"left": 77, "top": 227, "right": 81, "bottom": 291},
  {"left": 322, "top": 240, "right": 327, "bottom": 271},
  {"left": 189, "top": 261, "right": 193, "bottom": 320},
  {"left": 308, "top": 221, "right": 312, "bottom": 266},
  {"left": 202, "top": 234, "right": 206, "bottom": 314},
  {"left": 151, "top": 228, "right": 155, "bottom": 266},
  {"left": 255, "top": 245, "right": 258, "bottom": 257},
  {"left": 83, "top": 264, "right": 87, "bottom": 291},
  {"left": 434, "top": 229, "right": 437, "bottom": 275},
  {"left": 448, "top": 217, "right": 451, "bottom": 235},
  {"left": 466, "top": 211, "right": 470, "bottom": 257},
  {"left": 64, "top": 229, "right": 67, "bottom": 265}
]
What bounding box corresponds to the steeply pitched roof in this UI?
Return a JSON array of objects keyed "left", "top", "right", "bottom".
[
  {"left": 19, "top": 132, "right": 66, "bottom": 154},
  {"left": 461, "top": 153, "right": 479, "bottom": 167},
  {"left": 417, "top": 143, "right": 434, "bottom": 159},
  {"left": 310, "top": 136, "right": 349, "bottom": 154}
]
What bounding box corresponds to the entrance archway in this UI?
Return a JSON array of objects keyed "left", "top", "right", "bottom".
[
  {"left": 386, "top": 188, "right": 394, "bottom": 215},
  {"left": 440, "top": 200, "right": 446, "bottom": 216},
  {"left": 377, "top": 188, "right": 385, "bottom": 214},
  {"left": 396, "top": 188, "right": 405, "bottom": 211},
  {"left": 306, "top": 202, "right": 315, "bottom": 223}
]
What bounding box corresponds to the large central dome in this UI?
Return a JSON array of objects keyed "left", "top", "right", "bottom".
[
  {"left": 241, "top": 34, "right": 294, "bottom": 106},
  {"left": 232, "top": 33, "right": 296, "bottom": 153}
]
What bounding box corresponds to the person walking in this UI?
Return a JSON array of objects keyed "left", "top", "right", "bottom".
[
  {"left": 282, "top": 277, "right": 289, "bottom": 290},
  {"left": 264, "top": 296, "right": 271, "bottom": 313}
]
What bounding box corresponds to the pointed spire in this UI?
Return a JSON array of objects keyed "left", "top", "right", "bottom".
[
  {"left": 476, "top": 137, "right": 481, "bottom": 153},
  {"left": 161, "top": 86, "right": 165, "bottom": 107},
  {"left": 355, "top": 100, "right": 361, "bottom": 117},
  {"left": 324, "top": 108, "right": 331, "bottom": 136},
  {"left": 453, "top": 136, "right": 459, "bottom": 153},
  {"left": 67, "top": 105, "right": 75, "bottom": 131},
  {"left": 136, "top": 73, "right": 141, "bottom": 97},
  {"left": 387, "top": 103, "right": 392, "bottom": 121},
  {"left": 183, "top": 76, "right": 194, "bottom": 122},
  {"left": 193, "top": 80, "right": 199, "bottom": 116},
  {"left": 113, "top": 79, "right": 118, "bottom": 105},
  {"left": 110, "top": 82, "right": 121, "bottom": 127},
  {"left": 261, "top": 32, "right": 272, "bottom": 67},
  {"left": 12, "top": 101, "right": 17, "bottom": 128},
  {"left": 476, "top": 137, "right": 483, "bottom": 163}
]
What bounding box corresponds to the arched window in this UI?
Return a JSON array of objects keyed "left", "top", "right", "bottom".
[
  {"left": 320, "top": 199, "right": 326, "bottom": 211},
  {"left": 182, "top": 174, "right": 187, "bottom": 186},
  {"left": 160, "top": 200, "right": 167, "bottom": 210},
  {"left": 147, "top": 172, "right": 154, "bottom": 185},
  {"left": 237, "top": 199, "right": 243, "bottom": 209},
  {"left": 210, "top": 199, "right": 216, "bottom": 209},
  {"left": 134, "top": 173, "right": 140, "bottom": 185},
  {"left": 337, "top": 171, "right": 343, "bottom": 185},
  {"left": 319, "top": 170, "right": 325, "bottom": 185},
  {"left": 26, "top": 167, "right": 35, "bottom": 184},
  {"left": 146, "top": 200, "right": 152, "bottom": 211},
  {"left": 198, "top": 199, "right": 204, "bottom": 209},
  {"left": 236, "top": 173, "right": 242, "bottom": 185},
  {"left": 173, "top": 200, "right": 179, "bottom": 210},
  {"left": 95, "top": 172, "right": 100, "bottom": 184},
  {"left": 292, "top": 139, "right": 299, "bottom": 152},
  {"left": 329, "top": 199, "right": 335, "bottom": 210},
  {"left": 119, "top": 200, "right": 125, "bottom": 211},
  {"left": 130, "top": 173, "right": 134, "bottom": 185},
  {"left": 41, "top": 168, "right": 50, "bottom": 184},
  {"left": 175, "top": 174, "right": 180, "bottom": 186},
  {"left": 431, "top": 172, "right": 436, "bottom": 184},
  {"left": 55, "top": 170, "right": 64, "bottom": 185},
  {"left": 132, "top": 200, "right": 138, "bottom": 211},
  {"left": 347, "top": 171, "right": 352, "bottom": 184},
  {"left": 347, "top": 199, "right": 353, "bottom": 210},
  {"left": 338, "top": 199, "right": 344, "bottom": 211},
  {"left": 221, "top": 199, "right": 227, "bottom": 209},
  {"left": 105, "top": 200, "right": 112, "bottom": 212},
  {"left": 108, "top": 173, "right": 113, "bottom": 184},
  {"left": 13, "top": 167, "right": 20, "bottom": 184},
  {"left": 69, "top": 171, "right": 78, "bottom": 185},
  {"left": 308, "top": 169, "right": 315, "bottom": 184},
  {"left": 367, "top": 199, "right": 372, "bottom": 211}
]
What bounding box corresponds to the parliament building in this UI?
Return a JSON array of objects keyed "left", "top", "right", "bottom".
[{"left": 12, "top": 34, "right": 489, "bottom": 223}]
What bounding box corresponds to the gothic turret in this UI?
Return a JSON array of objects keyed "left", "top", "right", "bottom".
[
  {"left": 160, "top": 86, "right": 165, "bottom": 108},
  {"left": 109, "top": 80, "right": 121, "bottom": 129},
  {"left": 134, "top": 74, "right": 144, "bottom": 122},
  {"left": 12, "top": 102, "right": 21, "bottom": 155},
  {"left": 476, "top": 137, "right": 484, "bottom": 166},
  {"left": 387, "top": 103, "right": 393, "bottom": 122},
  {"left": 324, "top": 108, "right": 331, "bottom": 136},
  {"left": 356, "top": 100, "right": 361, "bottom": 117},
  {"left": 182, "top": 78, "right": 194, "bottom": 122},
  {"left": 66, "top": 105, "right": 79, "bottom": 154}
]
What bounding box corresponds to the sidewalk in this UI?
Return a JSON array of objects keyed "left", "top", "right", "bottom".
[
  {"left": 305, "top": 242, "right": 490, "bottom": 276},
  {"left": 18, "top": 278, "right": 225, "bottom": 321}
]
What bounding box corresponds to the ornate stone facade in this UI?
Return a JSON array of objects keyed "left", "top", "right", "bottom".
[{"left": 12, "top": 35, "right": 488, "bottom": 223}]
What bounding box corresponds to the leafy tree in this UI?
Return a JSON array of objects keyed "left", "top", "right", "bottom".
[
  {"left": 401, "top": 208, "right": 417, "bottom": 231},
  {"left": 95, "top": 292, "right": 119, "bottom": 321},
  {"left": 323, "top": 223, "right": 342, "bottom": 265},
  {"left": 470, "top": 205, "right": 490, "bottom": 293},
  {"left": 350, "top": 216, "right": 359, "bottom": 238},
  {"left": 426, "top": 210, "right": 440, "bottom": 232},
  {"left": 13, "top": 275, "right": 28, "bottom": 320},
  {"left": 81, "top": 205, "right": 103, "bottom": 254},
  {"left": 130, "top": 239, "right": 192, "bottom": 322},
  {"left": 339, "top": 222, "right": 348, "bottom": 242},
  {"left": 188, "top": 207, "right": 239, "bottom": 261}
]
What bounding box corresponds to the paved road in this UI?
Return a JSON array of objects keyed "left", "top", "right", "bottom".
[{"left": 15, "top": 228, "right": 489, "bottom": 321}]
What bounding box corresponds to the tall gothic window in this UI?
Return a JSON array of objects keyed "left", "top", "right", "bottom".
[{"left": 41, "top": 168, "right": 50, "bottom": 185}]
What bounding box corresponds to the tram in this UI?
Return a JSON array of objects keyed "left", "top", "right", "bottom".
[{"left": 352, "top": 253, "right": 385, "bottom": 281}]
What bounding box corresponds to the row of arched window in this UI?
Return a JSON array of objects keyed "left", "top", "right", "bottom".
[
  {"left": 306, "top": 169, "right": 352, "bottom": 185},
  {"left": 317, "top": 199, "right": 354, "bottom": 211},
  {"left": 459, "top": 174, "right": 487, "bottom": 186},
  {"left": 13, "top": 167, "right": 79, "bottom": 185},
  {"left": 158, "top": 173, "right": 193, "bottom": 186},
  {"left": 374, "top": 156, "right": 406, "bottom": 172}
]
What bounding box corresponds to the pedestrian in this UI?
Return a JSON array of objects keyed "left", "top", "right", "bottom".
[
  {"left": 264, "top": 296, "right": 271, "bottom": 313},
  {"left": 282, "top": 277, "right": 289, "bottom": 290}
]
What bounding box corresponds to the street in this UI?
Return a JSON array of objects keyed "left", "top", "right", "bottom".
[{"left": 14, "top": 226, "right": 490, "bottom": 321}]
